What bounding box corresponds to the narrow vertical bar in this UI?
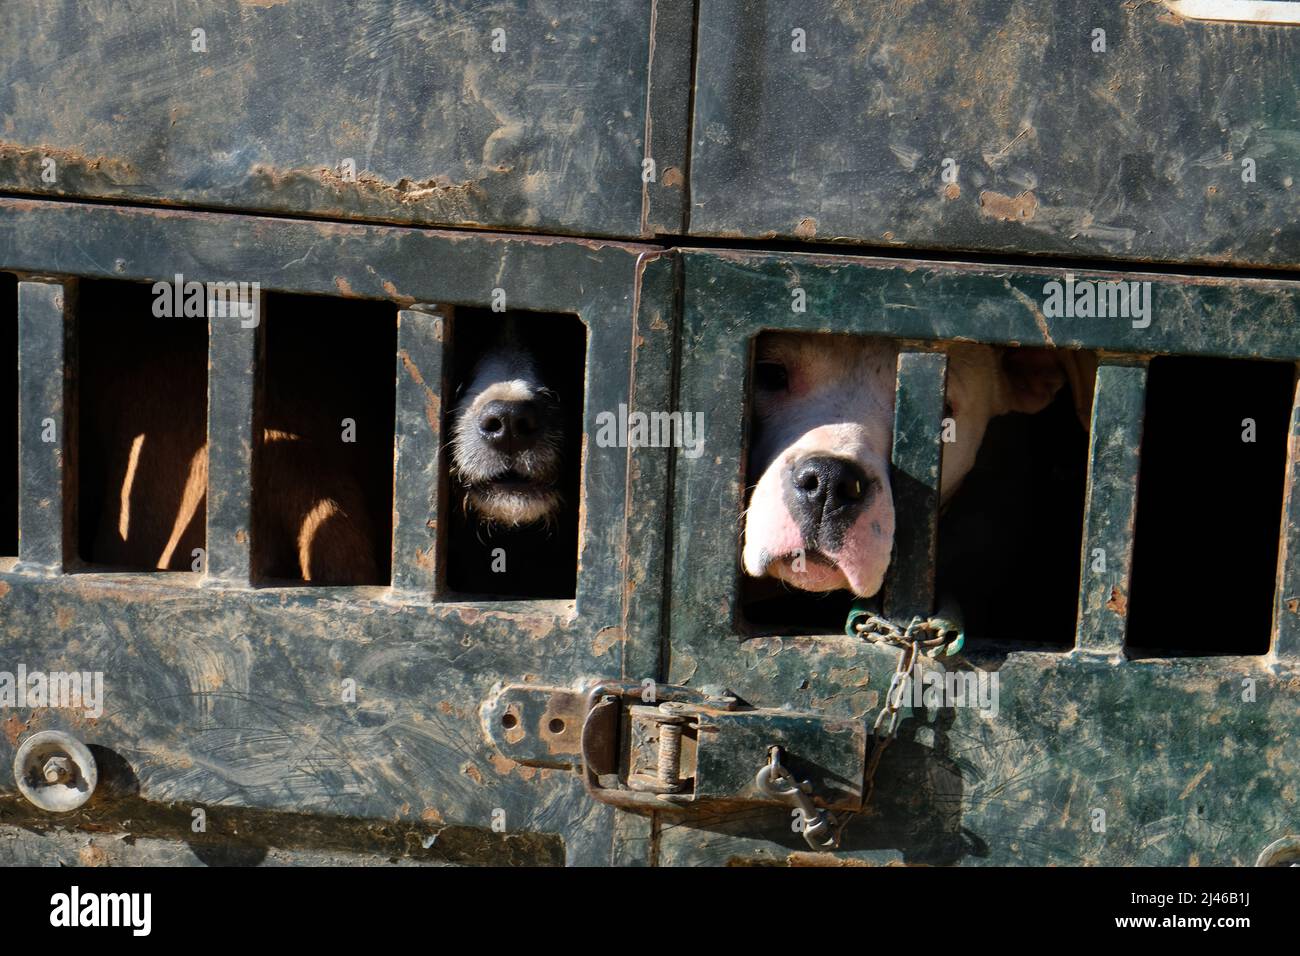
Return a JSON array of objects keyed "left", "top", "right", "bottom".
[
  {"left": 620, "top": 252, "right": 677, "bottom": 681},
  {"left": 1269, "top": 365, "right": 1300, "bottom": 660},
  {"left": 1075, "top": 360, "right": 1148, "bottom": 652},
  {"left": 203, "top": 298, "right": 260, "bottom": 586},
  {"left": 17, "top": 279, "right": 75, "bottom": 572},
  {"left": 390, "top": 305, "right": 449, "bottom": 597},
  {"left": 884, "top": 350, "right": 947, "bottom": 620}
]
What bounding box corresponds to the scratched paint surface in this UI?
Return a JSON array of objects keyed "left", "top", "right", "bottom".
[
  {"left": 657, "top": 651, "right": 1300, "bottom": 866},
  {"left": 662, "top": 247, "right": 1299, "bottom": 865},
  {"left": 0, "top": 581, "right": 610, "bottom": 864},
  {"left": 0, "top": 200, "right": 677, "bottom": 865},
  {"left": 0, "top": 0, "right": 687, "bottom": 238},
  {"left": 689, "top": 0, "right": 1300, "bottom": 266},
  {"left": 0, "top": 107, "right": 1296, "bottom": 865}
]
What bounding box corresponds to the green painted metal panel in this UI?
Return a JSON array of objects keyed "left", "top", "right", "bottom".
[
  {"left": 15, "top": 280, "right": 73, "bottom": 573},
  {"left": 205, "top": 299, "right": 258, "bottom": 586},
  {"left": 0, "top": 199, "right": 678, "bottom": 865},
  {"left": 657, "top": 654, "right": 1298, "bottom": 866},
  {"left": 1274, "top": 375, "right": 1300, "bottom": 659},
  {"left": 666, "top": 247, "right": 1300, "bottom": 865},
  {"left": 884, "top": 351, "right": 947, "bottom": 620},
  {"left": 0, "top": 0, "right": 692, "bottom": 239},
  {"left": 689, "top": 0, "right": 1300, "bottom": 267}
]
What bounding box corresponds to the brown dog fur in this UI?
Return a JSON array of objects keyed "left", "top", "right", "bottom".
[{"left": 79, "top": 286, "right": 388, "bottom": 583}]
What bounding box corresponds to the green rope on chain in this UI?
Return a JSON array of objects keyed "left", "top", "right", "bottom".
[
  {"left": 845, "top": 597, "right": 877, "bottom": 637},
  {"left": 845, "top": 596, "right": 965, "bottom": 657}
]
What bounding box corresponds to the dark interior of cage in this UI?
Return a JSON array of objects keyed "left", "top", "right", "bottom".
[
  {"left": 442, "top": 308, "right": 586, "bottom": 600},
  {"left": 251, "top": 291, "right": 396, "bottom": 586},
  {"left": 76, "top": 279, "right": 208, "bottom": 571},
  {"left": 1127, "top": 356, "right": 1292, "bottom": 657},
  {"left": 741, "top": 334, "right": 1292, "bottom": 655}
]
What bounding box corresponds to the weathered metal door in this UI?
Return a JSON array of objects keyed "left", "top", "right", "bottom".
[
  {"left": 0, "top": 199, "right": 676, "bottom": 865},
  {"left": 660, "top": 248, "right": 1300, "bottom": 865}
]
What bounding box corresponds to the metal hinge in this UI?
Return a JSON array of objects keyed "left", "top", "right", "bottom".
[{"left": 482, "top": 681, "right": 867, "bottom": 818}]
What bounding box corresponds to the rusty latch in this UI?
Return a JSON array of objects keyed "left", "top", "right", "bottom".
[
  {"left": 580, "top": 682, "right": 721, "bottom": 806},
  {"left": 482, "top": 681, "right": 867, "bottom": 814}
]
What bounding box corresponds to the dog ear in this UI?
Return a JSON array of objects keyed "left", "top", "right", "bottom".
[
  {"left": 1060, "top": 349, "right": 1098, "bottom": 431},
  {"left": 1000, "top": 348, "right": 1098, "bottom": 430}
]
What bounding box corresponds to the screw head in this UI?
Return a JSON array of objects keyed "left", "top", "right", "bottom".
[
  {"left": 42, "top": 756, "right": 73, "bottom": 785},
  {"left": 14, "top": 731, "right": 98, "bottom": 812}
]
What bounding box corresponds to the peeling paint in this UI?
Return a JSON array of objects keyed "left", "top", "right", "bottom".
[{"left": 978, "top": 189, "right": 1039, "bottom": 222}]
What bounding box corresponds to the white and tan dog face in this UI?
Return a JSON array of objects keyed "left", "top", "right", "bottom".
[
  {"left": 743, "top": 333, "right": 1086, "bottom": 597},
  {"left": 450, "top": 325, "right": 566, "bottom": 528}
]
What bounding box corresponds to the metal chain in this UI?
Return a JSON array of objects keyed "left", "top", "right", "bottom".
[
  {"left": 854, "top": 602, "right": 964, "bottom": 806},
  {"left": 863, "top": 636, "right": 922, "bottom": 806},
  {"left": 754, "top": 606, "right": 965, "bottom": 852},
  {"left": 850, "top": 608, "right": 964, "bottom": 656},
  {"left": 756, "top": 629, "right": 929, "bottom": 851}
]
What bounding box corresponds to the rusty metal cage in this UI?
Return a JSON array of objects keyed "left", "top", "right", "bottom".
[
  {"left": 1, "top": 0, "right": 1298, "bottom": 868},
  {"left": 660, "top": 248, "right": 1300, "bottom": 864},
  {"left": 0, "top": 199, "right": 675, "bottom": 865}
]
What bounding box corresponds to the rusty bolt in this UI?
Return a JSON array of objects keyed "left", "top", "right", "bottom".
[
  {"left": 657, "top": 723, "right": 683, "bottom": 786},
  {"left": 42, "top": 756, "right": 74, "bottom": 785},
  {"left": 14, "top": 731, "right": 98, "bottom": 812}
]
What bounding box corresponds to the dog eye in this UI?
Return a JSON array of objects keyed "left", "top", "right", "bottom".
[{"left": 755, "top": 360, "right": 789, "bottom": 392}]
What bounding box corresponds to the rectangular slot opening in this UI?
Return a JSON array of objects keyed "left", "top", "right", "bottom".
[
  {"left": 0, "top": 272, "right": 15, "bottom": 556},
  {"left": 76, "top": 279, "right": 208, "bottom": 571},
  {"left": 252, "top": 292, "right": 397, "bottom": 587},
  {"left": 739, "top": 331, "right": 1088, "bottom": 647},
  {"left": 1128, "top": 356, "right": 1294, "bottom": 657},
  {"left": 938, "top": 361, "right": 1087, "bottom": 648},
  {"left": 443, "top": 309, "right": 585, "bottom": 600}
]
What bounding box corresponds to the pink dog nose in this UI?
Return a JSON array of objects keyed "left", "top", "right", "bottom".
[{"left": 787, "top": 455, "right": 877, "bottom": 544}]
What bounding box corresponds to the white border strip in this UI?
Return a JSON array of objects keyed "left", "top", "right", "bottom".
[{"left": 1164, "top": 1, "right": 1300, "bottom": 24}]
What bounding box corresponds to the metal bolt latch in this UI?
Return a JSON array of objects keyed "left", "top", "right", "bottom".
[
  {"left": 572, "top": 680, "right": 868, "bottom": 815},
  {"left": 627, "top": 702, "right": 694, "bottom": 795},
  {"left": 13, "top": 731, "right": 98, "bottom": 813}
]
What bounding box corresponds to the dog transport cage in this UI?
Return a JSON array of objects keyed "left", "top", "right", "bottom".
[
  {"left": 1, "top": 0, "right": 1298, "bottom": 867},
  {"left": 652, "top": 0, "right": 1300, "bottom": 864},
  {"left": 663, "top": 250, "right": 1300, "bottom": 865},
  {"left": 0, "top": 199, "right": 675, "bottom": 865}
]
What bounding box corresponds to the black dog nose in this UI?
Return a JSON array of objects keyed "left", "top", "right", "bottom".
[
  {"left": 478, "top": 399, "right": 541, "bottom": 452},
  {"left": 789, "top": 456, "right": 874, "bottom": 528}
]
